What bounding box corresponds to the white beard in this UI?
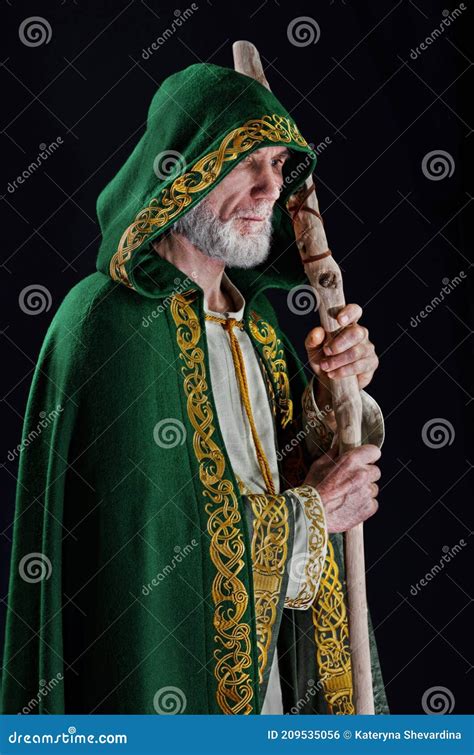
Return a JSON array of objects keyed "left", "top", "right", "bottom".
[{"left": 171, "top": 196, "right": 274, "bottom": 269}]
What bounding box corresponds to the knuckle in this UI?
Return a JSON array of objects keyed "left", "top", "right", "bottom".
[
  {"left": 341, "top": 449, "right": 353, "bottom": 463},
  {"left": 363, "top": 498, "right": 378, "bottom": 517},
  {"left": 354, "top": 468, "right": 368, "bottom": 485},
  {"left": 346, "top": 345, "right": 358, "bottom": 361}
]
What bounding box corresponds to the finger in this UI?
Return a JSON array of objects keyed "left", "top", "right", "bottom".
[
  {"left": 320, "top": 342, "right": 374, "bottom": 372},
  {"left": 312, "top": 443, "right": 339, "bottom": 470},
  {"left": 324, "top": 324, "right": 367, "bottom": 356},
  {"left": 329, "top": 498, "right": 378, "bottom": 532},
  {"left": 320, "top": 444, "right": 340, "bottom": 467},
  {"left": 357, "top": 371, "right": 374, "bottom": 390},
  {"left": 326, "top": 356, "right": 377, "bottom": 380},
  {"left": 343, "top": 444, "right": 381, "bottom": 465},
  {"left": 366, "top": 465, "right": 382, "bottom": 482},
  {"left": 305, "top": 326, "right": 325, "bottom": 351},
  {"left": 336, "top": 303, "right": 363, "bottom": 327},
  {"left": 361, "top": 498, "right": 379, "bottom": 522},
  {"left": 323, "top": 444, "right": 339, "bottom": 460}
]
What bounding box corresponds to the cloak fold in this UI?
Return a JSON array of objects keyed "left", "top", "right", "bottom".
[{"left": 1, "top": 62, "right": 388, "bottom": 715}]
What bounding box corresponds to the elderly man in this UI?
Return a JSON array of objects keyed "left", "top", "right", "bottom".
[{"left": 1, "top": 62, "right": 387, "bottom": 715}]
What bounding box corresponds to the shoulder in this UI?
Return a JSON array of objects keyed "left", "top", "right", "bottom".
[
  {"left": 52, "top": 272, "right": 125, "bottom": 331},
  {"left": 50, "top": 272, "right": 155, "bottom": 342},
  {"left": 39, "top": 272, "right": 149, "bottom": 376}
]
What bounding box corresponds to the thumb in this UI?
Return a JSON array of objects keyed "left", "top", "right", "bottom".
[
  {"left": 305, "top": 326, "right": 325, "bottom": 350},
  {"left": 313, "top": 443, "right": 338, "bottom": 470},
  {"left": 322, "top": 444, "right": 339, "bottom": 462}
]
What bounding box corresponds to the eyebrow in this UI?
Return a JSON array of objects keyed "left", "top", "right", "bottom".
[{"left": 248, "top": 147, "right": 291, "bottom": 161}]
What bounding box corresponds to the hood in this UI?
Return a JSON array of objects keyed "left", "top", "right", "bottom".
[{"left": 96, "top": 62, "right": 317, "bottom": 302}]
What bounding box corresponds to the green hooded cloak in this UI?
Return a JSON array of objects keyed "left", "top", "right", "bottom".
[{"left": 0, "top": 63, "right": 388, "bottom": 715}]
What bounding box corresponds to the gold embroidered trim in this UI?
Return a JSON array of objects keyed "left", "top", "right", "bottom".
[
  {"left": 110, "top": 114, "right": 310, "bottom": 288},
  {"left": 247, "top": 492, "right": 290, "bottom": 684},
  {"left": 284, "top": 483, "right": 327, "bottom": 610},
  {"left": 170, "top": 290, "right": 254, "bottom": 715},
  {"left": 312, "top": 539, "right": 355, "bottom": 714},
  {"left": 257, "top": 354, "right": 277, "bottom": 419},
  {"left": 247, "top": 311, "right": 293, "bottom": 429}
]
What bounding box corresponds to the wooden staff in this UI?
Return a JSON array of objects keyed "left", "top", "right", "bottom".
[{"left": 233, "top": 40, "right": 374, "bottom": 714}]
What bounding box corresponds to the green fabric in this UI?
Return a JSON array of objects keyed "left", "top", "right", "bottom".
[
  {"left": 95, "top": 61, "right": 316, "bottom": 297},
  {"left": 0, "top": 62, "right": 387, "bottom": 715}
]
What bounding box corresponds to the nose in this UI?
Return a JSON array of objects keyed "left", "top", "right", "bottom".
[{"left": 250, "top": 164, "right": 282, "bottom": 202}]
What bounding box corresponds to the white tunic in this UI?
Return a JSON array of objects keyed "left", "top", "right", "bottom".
[{"left": 203, "top": 270, "right": 385, "bottom": 714}]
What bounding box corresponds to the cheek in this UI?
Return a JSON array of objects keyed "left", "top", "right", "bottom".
[
  {"left": 211, "top": 172, "right": 253, "bottom": 218},
  {"left": 216, "top": 193, "right": 248, "bottom": 221}
]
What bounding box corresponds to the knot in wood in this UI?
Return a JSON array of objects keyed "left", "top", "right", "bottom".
[{"left": 319, "top": 272, "right": 337, "bottom": 288}]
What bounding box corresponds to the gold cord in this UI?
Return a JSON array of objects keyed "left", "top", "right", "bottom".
[{"left": 205, "top": 313, "right": 276, "bottom": 496}]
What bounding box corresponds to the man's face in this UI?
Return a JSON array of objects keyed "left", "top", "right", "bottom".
[
  {"left": 171, "top": 146, "right": 291, "bottom": 268},
  {"left": 204, "top": 145, "right": 290, "bottom": 231}
]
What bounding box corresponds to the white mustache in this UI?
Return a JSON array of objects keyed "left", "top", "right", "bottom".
[{"left": 231, "top": 206, "right": 273, "bottom": 219}]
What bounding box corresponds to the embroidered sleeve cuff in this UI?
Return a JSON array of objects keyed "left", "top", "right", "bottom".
[
  {"left": 283, "top": 483, "right": 328, "bottom": 611},
  {"left": 303, "top": 374, "right": 385, "bottom": 454}
]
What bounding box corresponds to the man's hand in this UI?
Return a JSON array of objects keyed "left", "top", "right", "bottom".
[
  {"left": 304, "top": 303, "right": 379, "bottom": 410},
  {"left": 303, "top": 444, "right": 381, "bottom": 533}
]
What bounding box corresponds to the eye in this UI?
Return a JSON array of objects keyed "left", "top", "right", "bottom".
[{"left": 271, "top": 157, "right": 286, "bottom": 168}]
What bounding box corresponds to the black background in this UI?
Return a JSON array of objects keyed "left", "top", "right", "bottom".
[{"left": 1, "top": 0, "right": 472, "bottom": 714}]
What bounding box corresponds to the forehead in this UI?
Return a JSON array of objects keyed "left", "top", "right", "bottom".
[{"left": 250, "top": 145, "right": 291, "bottom": 158}]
